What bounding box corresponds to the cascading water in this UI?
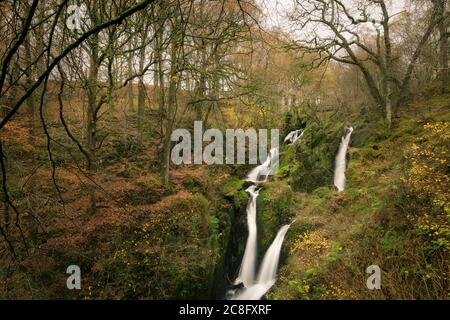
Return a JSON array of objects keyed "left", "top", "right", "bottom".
[
  {"left": 284, "top": 129, "right": 305, "bottom": 145},
  {"left": 257, "top": 224, "right": 292, "bottom": 284},
  {"left": 232, "top": 224, "right": 292, "bottom": 300},
  {"left": 230, "top": 130, "right": 303, "bottom": 300},
  {"left": 334, "top": 126, "right": 354, "bottom": 192},
  {"left": 234, "top": 185, "right": 260, "bottom": 287},
  {"left": 246, "top": 148, "right": 279, "bottom": 184}
]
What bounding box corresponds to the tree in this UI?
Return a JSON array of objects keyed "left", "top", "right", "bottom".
[
  {"left": 0, "top": 0, "right": 156, "bottom": 256},
  {"left": 291, "top": 0, "right": 445, "bottom": 127},
  {"left": 435, "top": 0, "right": 449, "bottom": 93}
]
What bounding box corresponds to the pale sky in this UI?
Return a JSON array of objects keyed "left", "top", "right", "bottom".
[{"left": 256, "top": 0, "right": 409, "bottom": 34}]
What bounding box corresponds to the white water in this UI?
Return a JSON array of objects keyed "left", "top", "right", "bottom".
[
  {"left": 284, "top": 129, "right": 304, "bottom": 145},
  {"left": 231, "top": 131, "right": 300, "bottom": 300},
  {"left": 257, "top": 224, "right": 292, "bottom": 284},
  {"left": 232, "top": 224, "right": 292, "bottom": 300},
  {"left": 334, "top": 126, "right": 354, "bottom": 192},
  {"left": 246, "top": 148, "right": 279, "bottom": 184},
  {"left": 234, "top": 185, "right": 260, "bottom": 287}
]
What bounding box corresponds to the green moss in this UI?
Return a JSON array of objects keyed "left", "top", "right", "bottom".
[
  {"left": 344, "top": 187, "right": 360, "bottom": 200},
  {"left": 222, "top": 177, "right": 245, "bottom": 195},
  {"left": 277, "top": 146, "right": 295, "bottom": 178},
  {"left": 221, "top": 177, "right": 248, "bottom": 210},
  {"left": 285, "top": 122, "right": 344, "bottom": 192},
  {"left": 312, "top": 186, "right": 332, "bottom": 199},
  {"left": 257, "top": 181, "right": 296, "bottom": 250}
]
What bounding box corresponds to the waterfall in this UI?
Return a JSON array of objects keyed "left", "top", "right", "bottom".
[
  {"left": 334, "top": 126, "right": 354, "bottom": 192},
  {"left": 230, "top": 130, "right": 302, "bottom": 300},
  {"left": 284, "top": 129, "right": 304, "bottom": 145},
  {"left": 234, "top": 185, "right": 260, "bottom": 287},
  {"left": 232, "top": 224, "right": 292, "bottom": 300},
  {"left": 256, "top": 224, "right": 292, "bottom": 284},
  {"left": 246, "top": 148, "right": 279, "bottom": 184}
]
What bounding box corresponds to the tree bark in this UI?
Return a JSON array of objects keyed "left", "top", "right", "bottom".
[
  {"left": 127, "top": 42, "right": 134, "bottom": 113},
  {"left": 438, "top": 0, "right": 449, "bottom": 93},
  {"left": 86, "top": 29, "right": 99, "bottom": 214},
  {"left": 163, "top": 48, "right": 178, "bottom": 186},
  {"left": 138, "top": 43, "right": 146, "bottom": 143},
  {"left": 380, "top": 0, "right": 394, "bottom": 127}
]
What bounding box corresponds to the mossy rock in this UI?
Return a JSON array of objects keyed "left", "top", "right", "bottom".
[
  {"left": 286, "top": 122, "right": 343, "bottom": 192},
  {"left": 277, "top": 146, "right": 295, "bottom": 178},
  {"left": 221, "top": 177, "right": 248, "bottom": 210},
  {"left": 257, "top": 181, "right": 296, "bottom": 250}
]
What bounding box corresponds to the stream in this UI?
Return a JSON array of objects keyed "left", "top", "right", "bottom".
[{"left": 224, "top": 126, "right": 353, "bottom": 300}]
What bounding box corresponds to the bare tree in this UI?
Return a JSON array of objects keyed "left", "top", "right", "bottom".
[
  {"left": 0, "top": 0, "right": 156, "bottom": 256},
  {"left": 291, "top": 0, "right": 445, "bottom": 127}
]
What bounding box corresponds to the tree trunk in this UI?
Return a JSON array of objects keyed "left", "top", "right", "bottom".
[
  {"left": 396, "top": 3, "right": 442, "bottom": 110},
  {"left": 163, "top": 37, "right": 179, "bottom": 186},
  {"left": 380, "top": 1, "right": 394, "bottom": 127},
  {"left": 153, "top": 41, "right": 159, "bottom": 110},
  {"left": 438, "top": 0, "right": 449, "bottom": 93},
  {"left": 86, "top": 31, "right": 100, "bottom": 214},
  {"left": 385, "top": 86, "right": 393, "bottom": 128},
  {"left": 137, "top": 45, "right": 146, "bottom": 143},
  {"left": 127, "top": 42, "right": 134, "bottom": 113},
  {"left": 153, "top": 24, "right": 166, "bottom": 137},
  {"left": 24, "top": 37, "right": 39, "bottom": 242}
]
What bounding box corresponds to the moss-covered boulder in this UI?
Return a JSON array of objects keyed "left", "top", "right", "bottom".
[
  {"left": 221, "top": 177, "right": 248, "bottom": 211},
  {"left": 282, "top": 122, "right": 344, "bottom": 192},
  {"left": 257, "top": 181, "right": 296, "bottom": 250}
]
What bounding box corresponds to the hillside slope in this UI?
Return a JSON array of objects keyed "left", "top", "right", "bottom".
[{"left": 265, "top": 95, "right": 450, "bottom": 300}]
